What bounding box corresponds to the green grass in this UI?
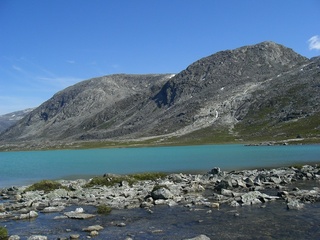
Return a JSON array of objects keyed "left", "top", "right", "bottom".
[
  {"left": 0, "top": 226, "right": 8, "bottom": 240},
  {"left": 25, "top": 180, "right": 68, "bottom": 193},
  {"left": 234, "top": 111, "right": 320, "bottom": 143},
  {"left": 97, "top": 204, "right": 112, "bottom": 215},
  {"left": 152, "top": 184, "right": 169, "bottom": 192},
  {"left": 129, "top": 172, "right": 167, "bottom": 181},
  {"left": 84, "top": 172, "right": 167, "bottom": 188},
  {"left": 166, "top": 126, "right": 237, "bottom": 145}
]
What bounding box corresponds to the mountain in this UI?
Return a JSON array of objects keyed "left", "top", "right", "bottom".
[
  {"left": 0, "top": 108, "right": 34, "bottom": 133},
  {"left": 0, "top": 41, "right": 319, "bottom": 149}
]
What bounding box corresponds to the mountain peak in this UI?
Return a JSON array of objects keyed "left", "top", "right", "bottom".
[
  {"left": 1, "top": 41, "right": 319, "bottom": 149},
  {"left": 154, "top": 41, "right": 308, "bottom": 107}
]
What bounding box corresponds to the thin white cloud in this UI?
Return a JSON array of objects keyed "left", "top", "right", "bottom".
[
  {"left": 0, "top": 57, "right": 84, "bottom": 114},
  {"left": 12, "top": 65, "right": 23, "bottom": 72},
  {"left": 66, "top": 60, "right": 75, "bottom": 64},
  {"left": 308, "top": 35, "right": 320, "bottom": 50}
]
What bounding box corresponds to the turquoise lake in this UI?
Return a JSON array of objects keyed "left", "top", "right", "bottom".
[{"left": 0, "top": 144, "right": 320, "bottom": 188}]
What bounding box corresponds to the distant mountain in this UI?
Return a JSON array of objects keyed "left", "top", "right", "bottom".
[
  {"left": 0, "top": 108, "right": 34, "bottom": 133},
  {"left": 0, "top": 41, "right": 319, "bottom": 149}
]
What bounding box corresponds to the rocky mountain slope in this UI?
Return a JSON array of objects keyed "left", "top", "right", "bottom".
[
  {"left": 0, "top": 108, "right": 34, "bottom": 133},
  {"left": 0, "top": 41, "right": 319, "bottom": 149}
]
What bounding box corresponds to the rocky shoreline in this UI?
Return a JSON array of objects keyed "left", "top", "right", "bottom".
[{"left": 1, "top": 164, "right": 320, "bottom": 239}]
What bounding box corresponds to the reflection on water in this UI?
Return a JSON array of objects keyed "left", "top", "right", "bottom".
[{"left": 2, "top": 201, "right": 320, "bottom": 239}]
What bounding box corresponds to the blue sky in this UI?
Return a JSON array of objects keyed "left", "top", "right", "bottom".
[{"left": 0, "top": 0, "right": 320, "bottom": 115}]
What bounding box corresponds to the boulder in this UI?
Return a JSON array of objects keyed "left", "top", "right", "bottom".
[
  {"left": 209, "top": 167, "right": 221, "bottom": 175},
  {"left": 215, "top": 179, "right": 233, "bottom": 191},
  {"left": 18, "top": 210, "right": 38, "bottom": 219},
  {"left": 220, "top": 189, "right": 234, "bottom": 197},
  {"left": 240, "top": 191, "right": 264, "bottom": 205},
  {"left": 287, "top": 199, "right": 304, "bottom": 210},
  {"left": 151, "top": 187, "right": 173, "bottom": 200}
]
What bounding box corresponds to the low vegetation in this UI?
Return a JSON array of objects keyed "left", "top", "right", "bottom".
[
  {"left": 96, "top": 204, "right": 112, "bottom": 215},
  {"left": 0, "top": 226, "right": 8, "bottom": 240},
  {"left": 152, "top": 184, "right": 169, "bottom": 192},
  {"left": 25, "top": 180, "right": 68, "bottom": 193},
  {"left": 84, "top": 172, "right": 167, "bottom": 188}
]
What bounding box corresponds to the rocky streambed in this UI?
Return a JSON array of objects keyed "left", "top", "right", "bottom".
[{"left": 1, "top": 164, "right": 320, "bottom": 239}]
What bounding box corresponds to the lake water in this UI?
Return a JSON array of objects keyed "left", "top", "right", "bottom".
[{"left": 0, "top": 144, "right": 320, "bottom": 188}]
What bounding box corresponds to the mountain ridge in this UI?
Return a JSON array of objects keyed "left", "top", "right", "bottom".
[{"left": 1, "top": 41, "right": 319, "bottom": 150}]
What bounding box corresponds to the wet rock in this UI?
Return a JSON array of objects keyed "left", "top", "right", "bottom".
[
  {"left": 27, "top": 236, "right": 47, "bottom": 240},
  {"left": 184, "top": 234, "right": 211, "bottom": 240},
  {"left": 116, "top": 222, "right": 126, "bottom": 227},
  {"left": 69, "top": 234, "right": 80, "bottom": 239},
  {"left": 41, "top": 206, "right": 65, "bottom": 213},
  {"left": 230, "top": 200, "right": 240, "bottom": 207},
  {"left": 17, "top": 210, "right": 38, "bottom": 219},
  {"left": 151, "top": 187, "right": 173, "bottom": 200},
  {"left": 0, "top": 211, "right": 11, "bottom": 219},
  {"left": 240, "top": 191, "right": 275, "bottom": 205},
  {"left": 64, "top": 211, "right": 95, "bottom": 219},
  {"left": 287, "top": 199, "right": 304, "bottom": 210},
  {"left": 89, "top": 230, "right": 99, "bottom": 237},
  {"left": 8, "top": 235, "right": 20, "bottom": 240},
  {"left": 82, "top": 225, "right": 104, "bottom": 232}
]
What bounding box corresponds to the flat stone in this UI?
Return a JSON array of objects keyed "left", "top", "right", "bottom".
[
  {"left": 8, "top": 235, "right": 20, "bottom": 240},
  {"left": 27, "top": 236, "right": 47, "bottom": 240},
  {"left": 82, "top": 225, "right": 104, "bottom": 232},
  {"left": 90, "top": 230, "right": 99, "bottom": 236},
  {"left": 69, "top": 234, "right": 80, "bottom": 239},
  {"left": 41, "top": 206, "right": 65, "bottom": 213},
  {"left": 64, "top": 211, "right": 95, "bottom": 219},
  {"left": 184, "top": 234, "right": 211, "bottom": 240}
]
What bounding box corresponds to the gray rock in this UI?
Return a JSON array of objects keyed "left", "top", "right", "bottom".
[
  {"left": 41, "top": 206, "right": 65, "bottom": 213},
  {"left": 69, "top": 234, "right": 80, "bottom": 239},
  {"left": 184, "top": 234, "right": 211, "bottom": 240},
  {"left": 287, "top": 199, "right": 304, "bottom": 210},
  {"left": 8, "top": 235, "right": 20, "bottom": 240},
  {"left": 209, "top": 167, "right": 221, "bottom": 175},
  {"left": 27, "top": 236, "right": 47, "bottom": 240},
  {"left": 18, "top": 210, "right": 38, "bottom": 219},
  {"left": 64, "top": 211, "right": 95, "bottom": 219},
  {"left": 240, "top": 191, "right": 264, "bottom": 205},
  {"left": 82, "top": 225, "right": 104, "bottom": 232},
  {"left": 270, "top": 176, "right": 282, "bottom": 184},
  {"left": 220, "top": 188, "right": 234, "bottom": 197},
  {"left": 215, "top": 179, "right": 233, "bottom": 191},
  {"left": 116, "top": 222, "right": 126, "bottom": 227},
  {"left": 90, "top": 230, "right": 99, "bottom": 237},
  {"left": 151, "top": 187, "right": 173, "bottom": 200}
]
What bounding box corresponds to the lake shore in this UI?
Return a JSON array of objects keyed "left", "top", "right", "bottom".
[{"left": 1, "top": 164, "right": 320, "bottom": 239}]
